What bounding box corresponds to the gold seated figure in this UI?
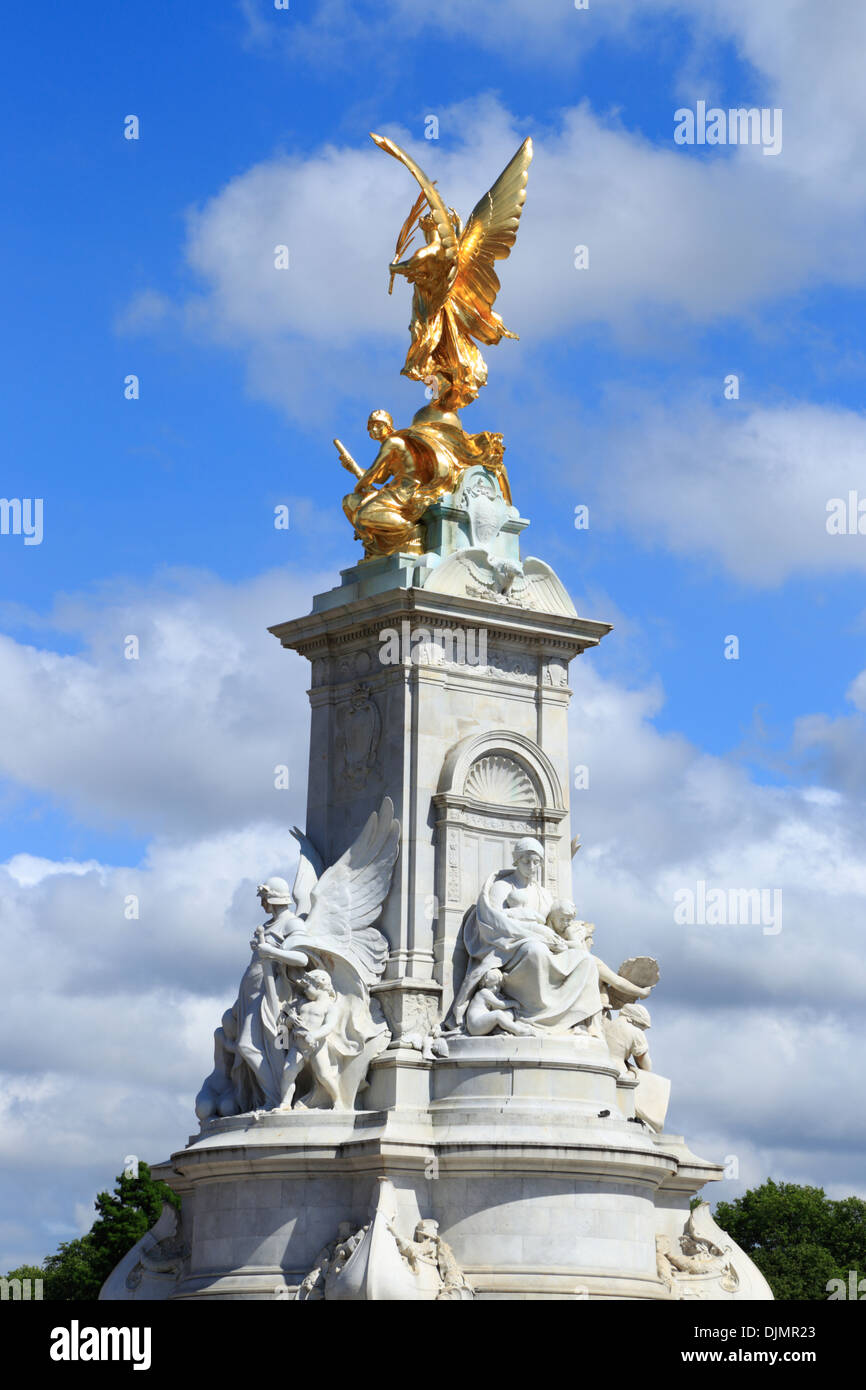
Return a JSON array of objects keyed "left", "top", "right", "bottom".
[{"left": 338, "top": 407, "right": 511, "bottom": 560}]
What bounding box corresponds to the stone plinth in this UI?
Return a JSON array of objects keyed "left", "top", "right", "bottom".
[
  {"left": 119, "top": 540, "right": 771, "bottom": 1303},
  {"left": 163, "top": 1032, "right": 734, "bottom": 1301},
  {"left": 269, "top": 581, "right": 610, "bottom": 1010}
]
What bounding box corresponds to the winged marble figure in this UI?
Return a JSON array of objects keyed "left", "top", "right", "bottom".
[
  {"left": 195, "top": 800, "right": 400, "bottom": 1117},
  {"left": 282, "top": 800, "right": 400, "bottom": 985},
  {"left": 371, "top": 132, "right": 533, "bottom": 410}
]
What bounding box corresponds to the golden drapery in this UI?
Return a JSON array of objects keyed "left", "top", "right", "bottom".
[{"left": 343, "top": 421, "right": 511, "bottom": 558}]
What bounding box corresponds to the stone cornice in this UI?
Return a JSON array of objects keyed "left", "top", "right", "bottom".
[{"left": 270, "top": 587, "right": 613, "bottom": 659}]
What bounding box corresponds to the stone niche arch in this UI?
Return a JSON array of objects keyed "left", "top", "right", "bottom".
[{"left": 432, "top": 731, "right": 569, "bottom": 1000}]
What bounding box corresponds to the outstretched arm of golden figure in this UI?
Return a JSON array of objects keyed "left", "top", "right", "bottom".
[
  {"left": 336, "top": 435, "right": 398, "bottom": 494},
  {"left": 370, "top": 132, "right": 458, "bottom": 270},
  {"left": 389, "top": 238, "right": 446, "bottom": 284},
  {"left": 333, "top": 438, "right": 364, "bottom": 480}
]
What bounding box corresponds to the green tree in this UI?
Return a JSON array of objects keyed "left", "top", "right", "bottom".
[
  {"left": 42, "top": 1238, "right": 104, "bottom": 1302},
  {"left": 715, "top": 1178, "right": 866, "bottom": 1300},
  {"left": 3, "top": 1264, "right": 43, "bottom": 1282},
  {"left": 87, "top": 1162, "right": 180, "bottom": 1280},
  {"left": 32, "top": 1161, "right": 180, "bottom": 1301}
]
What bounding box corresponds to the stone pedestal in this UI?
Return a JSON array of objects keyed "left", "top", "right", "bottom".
[
  {"left": 269, "top": 574, "right": 610, "bottom": 1008},
  {"left": 164, "top": 1032, "right": 749, "bottom": 1300},
  {"left": 131, "top": 535, "right": 772, "bottom": 1303}
]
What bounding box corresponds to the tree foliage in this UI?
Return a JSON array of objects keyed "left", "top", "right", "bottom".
[
  {"left": 5, "top": 1161, "right": 180, "bottom": 1302},
  {"left": 715, "top": 1178, "right": 866, "bottom": 1300}
]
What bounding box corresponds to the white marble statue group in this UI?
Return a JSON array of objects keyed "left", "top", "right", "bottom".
[
  {"left": 444, "top": 835, "right": 669, "bottom": 1128},
  {"left": 451, "top": 836, "right": 653, "bottom": 1037},
  {"left": 196, "top": 801, "right": 399, "bottom": 1120},
  {"left": 197, "top": 813, "right": 667, "bottom": 1125}
]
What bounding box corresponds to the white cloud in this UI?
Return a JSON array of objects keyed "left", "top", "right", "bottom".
[
  {"left": 563, "top": 655, "right": 866, "bottom": 1018},
  {"left": 121, "top": 71, "right": 863, "bottom": 431},
  {"left": 0, "top": 566, "right": 329, "bottom": 838},
  {"left": 586, "top": 397, "right": 866, "bottom": 584},
  {"left": 114, "top": 289, "right": 174, "bottom": 335},
  {"left": 241, "top": 0, "right": 866, "bottom": 197},
  {"left": 684, "top": 0, "right": 866, "bottom": 197},
  {"left": 5, "top": 854, "right": 105, "bottom": 888},
  {"left": 241, "top": 0, "right": 866, "bottom": 200},
  {"left": 792, "top": 667, "right": 866, "bottom": 794}
]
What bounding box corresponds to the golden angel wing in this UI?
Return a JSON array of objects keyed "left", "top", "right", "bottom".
[{"left": 451, "top": 137, "right": 533, "bottom": 344}]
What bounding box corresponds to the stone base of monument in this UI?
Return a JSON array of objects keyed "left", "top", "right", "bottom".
[
  {"left": 100, "top": 472, "right": 773, "bottom": 1304},
  {"left": 138, "top": 1036, "right": 771, "bottom": 1302}
]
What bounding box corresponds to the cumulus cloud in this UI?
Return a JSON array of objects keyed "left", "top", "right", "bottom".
[
  {"left": 792, "top": 667, "right": 866, "bottom": 793},
  {"left": 178, "top": 96, "right": 846, "bottom": 366},
  {"left": 683, "top": 0, "right": 866, "bottom": 198},
  {"left": 565, "top": 656, "right": 866, "bottom": 1006},
  {"left": 0, "top": 566, "right": 332, "bottom": 839},
  {"left": 242, "top": 0, "right": 866, "bottom": 197},
  {"left": 113, "top": 48, "right": 862, "bottom": 440},
  {"left": 582, "top": 396, "right": 866, "bottom": 584},
  {"left": 658, "top": 1010, "right": 866, "bottom": 1199},
  {"left": 244, "top": 0, "right": 866, "bottom": 195}
]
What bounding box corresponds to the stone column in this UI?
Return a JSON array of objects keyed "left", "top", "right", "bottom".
[{"left": 270, "top": 573, "right": 612, "bottom": 1027}]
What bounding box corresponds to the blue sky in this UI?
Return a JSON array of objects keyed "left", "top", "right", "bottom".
[{"left": 2, "top": 0, "right": 866, "bottom": 1270}]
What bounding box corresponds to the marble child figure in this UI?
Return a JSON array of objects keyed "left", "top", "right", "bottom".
[
  {"left": 547, "top": 898, "right": 591, "bottom": 947},
  {"left": 278, "top": 969, "right": 340, "bottom": 1110},
  {"left": 465, "top": 968, "right": 536, "bottom": 1037},
  {"left": 603, "top": 1002, "right": 653, "bottom": 1080}
]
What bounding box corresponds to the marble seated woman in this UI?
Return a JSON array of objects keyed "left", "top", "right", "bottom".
[{"left": 451, "top": 838, "right": 602, "bottom": 1035}]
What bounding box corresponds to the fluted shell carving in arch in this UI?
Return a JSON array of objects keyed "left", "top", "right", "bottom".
[{"left": 464, "top": 754, "right": 539, "bottom": 808}]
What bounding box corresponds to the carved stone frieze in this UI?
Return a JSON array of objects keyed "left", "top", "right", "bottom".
[{"left": 335, "top": 682, "right": 382, "bottom": 788}]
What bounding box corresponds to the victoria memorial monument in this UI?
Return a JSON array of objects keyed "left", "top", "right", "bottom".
[{"left": 102, "top": 132, "right": 773, "bottom": 1302}]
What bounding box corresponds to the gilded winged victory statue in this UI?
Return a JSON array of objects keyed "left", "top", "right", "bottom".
[
  {"left": 335, "top": 134, "right": 533, "bottom": 558},
  {"left": 373, "top": 131, "right": 533, "bottom": 410}
]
